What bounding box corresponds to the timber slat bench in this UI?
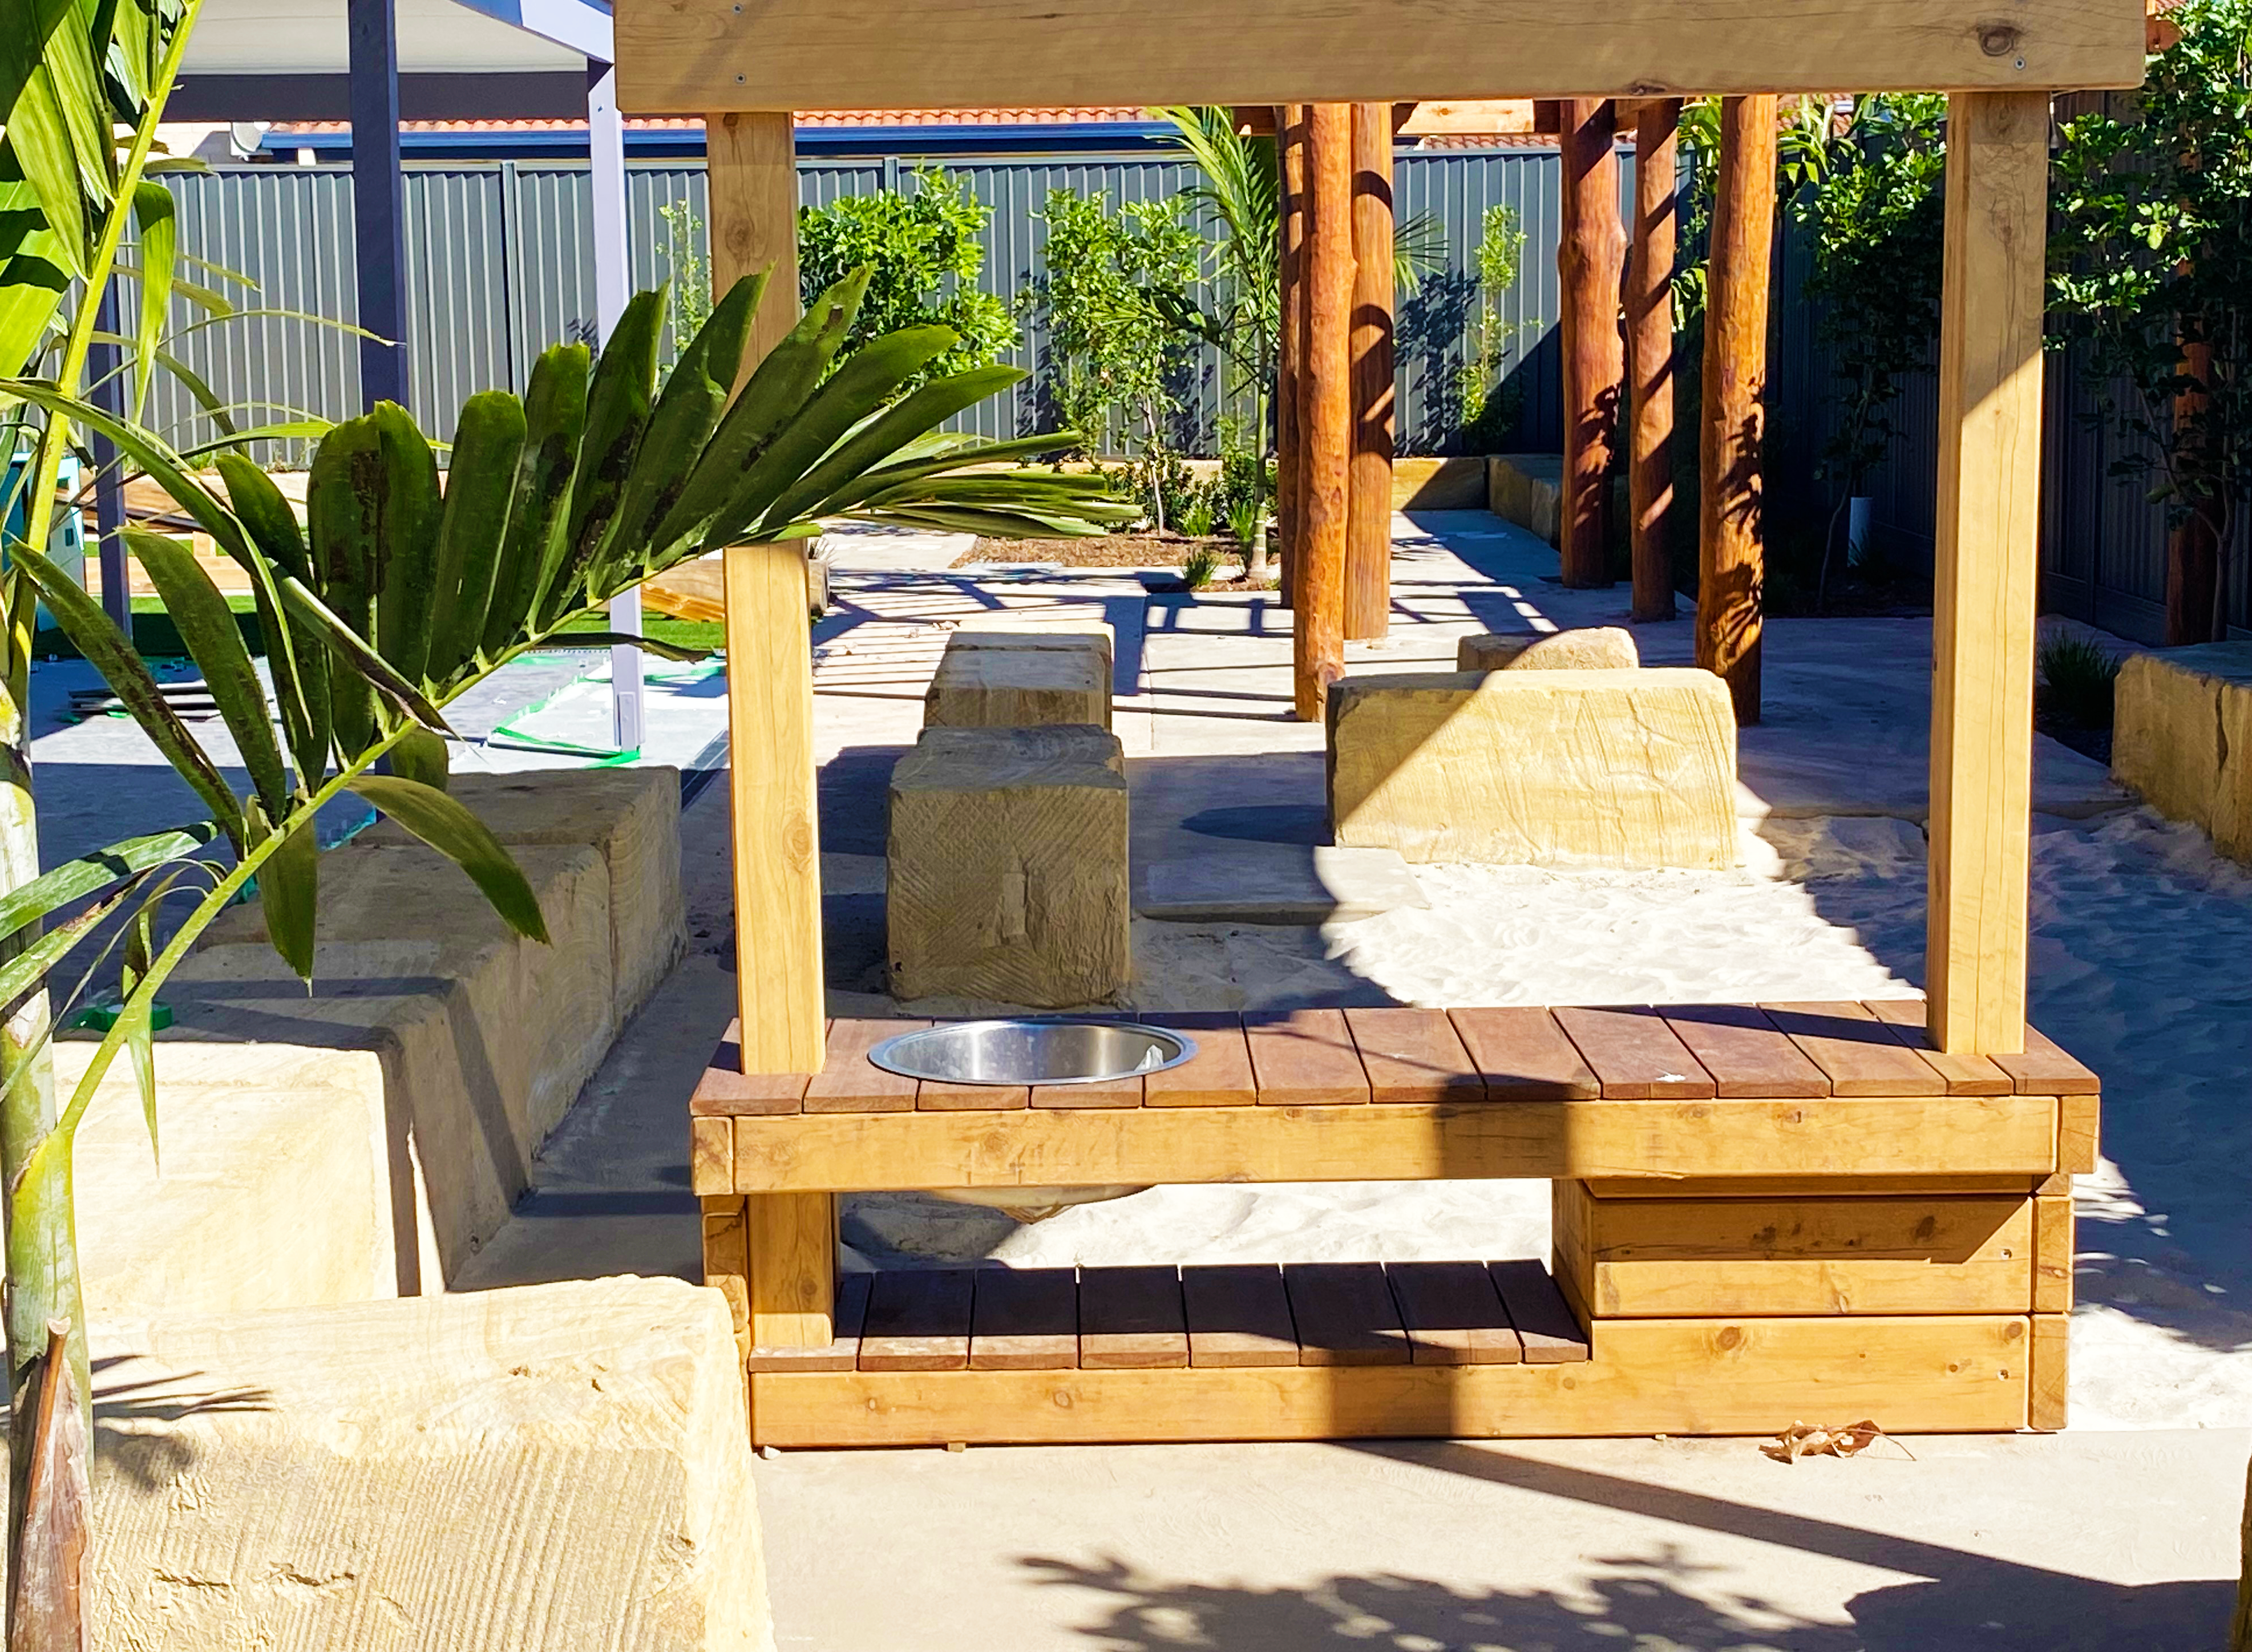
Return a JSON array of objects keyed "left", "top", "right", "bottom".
[{"left": 691, "top": 1001, "right": 2098, "bottom": 1447}]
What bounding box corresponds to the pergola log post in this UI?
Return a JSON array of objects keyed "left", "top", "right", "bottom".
[
  {"left": 1628, "top": 98, "right": 1682, "bottom": 622},
  {"left": 709, "top": 108, "right": 834, "bottom": 1351},
  {"left": 1696, "top": 94, "right": 1776, "bottom": 724},
  {"left": 1345, "top": 101, "right": 1396, "bottom": 640},
  {"left": 1277, "top": 105, "right": 1309, "bottom": 609},
  {"left": 1295, "top": 102, "right": 1353, "bottom": 721},
  {"left": 1558, "top": 97, "right": 1624, "bottom": 588},
  {"left": 1926, "top": 90, "right": 2049, "bottom": 1056}
]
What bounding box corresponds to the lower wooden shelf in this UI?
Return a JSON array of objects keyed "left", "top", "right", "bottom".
[{"left": 746, "top": 1312, "right": 2036, "bottom": 1447}]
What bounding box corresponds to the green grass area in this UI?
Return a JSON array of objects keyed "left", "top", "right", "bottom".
[{"left": 34, "top": 594, "right": 723, "bottom": 661}]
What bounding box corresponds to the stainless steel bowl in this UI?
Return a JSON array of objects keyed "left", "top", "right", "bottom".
[{"left": 866, "top": 1018, "right": 1196, "bottom": 1087}]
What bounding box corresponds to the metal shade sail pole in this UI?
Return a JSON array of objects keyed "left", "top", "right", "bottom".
[
  {"left": 346, "top": 0, "right": 409, "bottom": 411},
  {"left": 588, "top": 60, "right": 645, "bottom": 752}
]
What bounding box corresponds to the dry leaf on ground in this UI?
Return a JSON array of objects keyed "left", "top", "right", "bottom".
[{"left": 1761, "top": 1419, "right": 1910, "bottom": 1464}]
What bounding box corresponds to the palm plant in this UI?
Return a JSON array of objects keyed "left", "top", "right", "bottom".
[{"left": 2, "top": 254, "right": 1127, "bottom": 1635}]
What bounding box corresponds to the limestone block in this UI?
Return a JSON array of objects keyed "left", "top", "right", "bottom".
[
  {"left": 948, "top": 617, "right": 1117, "bottom": 677},
  {"left": 1392, "top": 455, "right": 1489, "bottom": 511},
  {"left": 925, "top": 634, "right": 1111, "bottom": 731},
  {"left": 889, "top": 724, "right": 1130, "bottom": 1006},
  {"left": 1486, "top": 454, "right": 1563, "bottom": 546},
  {"left": 362, "top": 765, "right": 686, "bottom": 1022},
  {"left": 1457, "top": 626, "right": 1640, "bottom": 673},
  {"left": 2113, "top": 643, "right": 2252, "bottom": 863},
  {"left": 90, "top": 1278, "right": 773, "bottom": 1651},
  {"left": 64, "top": 1039, "right": 400, "bottom": 1318},
  {"left": 1327, "top": 667, "right": 1740, "bottom": 869}
]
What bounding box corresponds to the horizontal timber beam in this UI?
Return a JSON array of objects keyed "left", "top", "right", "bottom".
[{"left": 612, "top": 0, "right": 2144, "bottom": 112}]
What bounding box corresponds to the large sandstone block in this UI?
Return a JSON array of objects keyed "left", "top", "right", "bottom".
[
  {"left": 1457, "top": 626, "right": 1640, "bottom": 673},
  {"left": 2113, "top": 643, "right": 2252, "bottom": 863},
  {"left": 1392, "top": 455, "right": 1489, "bottom": 511},
  {"left": 170, "top": 843, "right": 613, "bottom": 1282},
  {"left": 66, "top": 1039, "right": 401, "bottom": 1317},
  {"left": 90, "top": 1278, "right": 773, "bottom": 1651},
  {"left": 362, "top": 765, "right": 686, "bottom": 1022},
  {"left": 925, "top": 634, "right": 1111, "bottom": 730},
  {"left": 888, "top": 724, "right": 1130, "bottom": 1006},
  {"left": 1327, "top": 667, "right": 1740, "bottom": 869},
  {"left": 1486, "top": 454, "right": 1563, "bottom": 546},
  {"left": 948, "top": 617, "right": 1117, "bottom": 677}
]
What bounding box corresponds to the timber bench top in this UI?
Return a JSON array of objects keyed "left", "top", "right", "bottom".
[{"left": 691, "top": 1002, "right": 2100, "bottom": 1116}]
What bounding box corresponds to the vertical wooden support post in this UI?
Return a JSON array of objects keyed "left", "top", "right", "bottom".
[
  {"left": 1277, "top": 106, "right": 1309, "bottom": 610},
  {"left": 1345, "top": 102, "right": 1396, "bottom": 641},
  {"left": 1296, "top": 103, "right": 1353, "bottom": 722},
  {"left": 1926, "top": 90, "right": 2049, "bottom": 1058},
  {"left": 1558, "top": 98, "right": 1624, "bottom": 589},
  {"left": 1628, "top": 98, "right": 1682, "bottom": 623},
  {"left": 709, "top": 108, "right": 834, "bottom": 1349},
  {"left": 1696, "top": 94, "right": 1777, "bottom": 725}
]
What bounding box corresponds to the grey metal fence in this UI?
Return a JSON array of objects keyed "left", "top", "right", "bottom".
[{"left": 144, "top": 148, "right": 2242, "bottom": 645}]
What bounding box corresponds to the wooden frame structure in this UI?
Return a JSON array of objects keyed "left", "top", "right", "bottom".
[{"left": 613, "top": 0, "right": 2144, "bottom": 1444}]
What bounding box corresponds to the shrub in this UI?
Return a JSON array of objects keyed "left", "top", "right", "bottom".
[
  {"left": 2036, "top": 634, "right": 2124, "bottom": 729},
  {"left": 1181, "top": 543, "right": 1223, "bottom": 589}
]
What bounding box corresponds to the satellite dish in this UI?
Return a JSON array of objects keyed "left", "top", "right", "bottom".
[{"left": 229, "top": 122, "right": 267, "bottom": 156}]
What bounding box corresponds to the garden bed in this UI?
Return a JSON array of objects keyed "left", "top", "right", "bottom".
[{"left": 960, "top": 533, "right": 1248, "bottom": 570}]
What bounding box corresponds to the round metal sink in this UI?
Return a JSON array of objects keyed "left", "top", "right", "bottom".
[{"left": 867, "top": 1018, "right": 1196, "bottom": 1087}]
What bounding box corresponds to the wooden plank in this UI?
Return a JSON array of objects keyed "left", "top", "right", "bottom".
[
  {"left": 1244, "top": 1008, "right": 1369, "bottom": 1105},
  {"left": 1143, "top": 1013, "right": 1257, "bottom": 1108},
  {"left": 2028, "top": 1311, "right": 2068, "bottom": 1430},
  {"left": 1284, "top": 1262, "right": 1409, "bottom": 1366},
  {"left": 1030, "top": 1074, "right": 1144, "bottom": 1110},
  {"left": 2032, "top": 1194, "right": 2074, "bottom": 1314},
  {"left": 731, "top": 1094, "right": 2060, "bottom": 1193},
  {"left": 746, "top": 1273, "right": 870, "bottom": 1373},
  {"left": 1926, "top": 90, "right": 2052, "bottom": 1055},
  {"left": 1628, "top": 98, "right": 1683, "bottom": 623},
  {"left": 724, "top": 540, "right": 826, "bottom": 1075},
  {"left": 1991, "top": 1024, "right": 2102, "bottom": 1095},
  {"left": 859, "top": 1269, "right": 975, "bottom": 1372},
  {"left": 1344, "top": 1007, "right": 1485, "bottom": 1104},
  {"left": 2057, "top": 1092, "right": 2100, "bottom": 1176},
  {"left": 1079, "top": 1266, "right": 1188, "bottom": 1370},
  {"left": 1695, "top": 93, "right": 1776, "bottom": 722},
  {"left": 747, "top": 1316, "right": 2035, "bottom": 1447},
  {"left": 1659, "top": 1004, "right": 1828, "bottom": 1098},
  {"left": 1559, "top": 96, "right": 1624, "bottom": 589},
  {"left": 1583, "top": 1173, "right": 2045, "bottom": 1198},
  {"left": 1182, "top": 1264, "right": 1299, "bottom": 1368},
  {"left": 691, "top": 1019, "right": 816, "bottom": 1116},
  {"left": 1761, "top": 1001, "right": 1945, "bottom": 1096},
  {"left": 1387, "top": 1261, "right": 1522, "bottom": 1366},
  {"left": 1553, "top": 1006, "right": 1715, "bottom": 1099},
  {"left": 1575, "top": 1192, "right": 2035, "bottom": 1317},
  {"left": 968, "top": 1267, "right": 1079, "bottom": 1371},
  {"left": 617, "top": 0, "right": 2149, "bottom": 114},
  {"left": 690, "top": 1116, "right": 734, "bottom": 1195},
  {"left": 1447, "top": 1007, "right": 1599, "bottom": 1100},
  {"left": 917, "top": 1077, "right": 1031, "bottom": 1112},
  {"left": 803, "top": 1018, "right": 925, "bottom": 1114},
  {"left": 1490, "top": 1260, "right": 1590, "bottom": 1363},
  {"left": 702, "top": 1196, "right": 749, "bottom": 1338},
  {"left": 746, "top": 1192, "right": 835, "bottom": 1349},
  {"left": 705, "top": 110, "right": 799, "bottom": 366},
  {"left": 1344, "top": 101, "right": 1394, "bottom": 641},
  {"left": 1862, "top": 998, "right": 2012, "bottom": 1095},
  {"left": 1295, "top": 102, "right": 1351, "bottom": 721}
]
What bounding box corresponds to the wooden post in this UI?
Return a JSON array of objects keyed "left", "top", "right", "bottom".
[
  {"left": 1295, "top": 104, "right": 1352, "bottom": 722},
  {"left": 709, "top": 108, "right": 833, "bottom": 1350},
  {"left": 1926, "top": 91, "right": 2049, "bottom": 1058},
  {"left": 1345, "top": 102, "right": 1396, "bottom": 640},
  {"left": 1696, "top": 94, "right": 1776, "bottom": 724},
  {"left": 1628, "top": 98, "right": 1682, "bottom": 623},
  {"left": 1277, "top": 105, "right": 1309, "bottom": 609},
  {"left": 1558, "top": 98, "right": 1624, "bottom": 588}
]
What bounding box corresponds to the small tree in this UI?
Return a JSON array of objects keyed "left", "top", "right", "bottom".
[
  {"left": 1789, "top": 94, "right": 1948, "bottom": 607},
  {"left": 1032, "top": 189, "right": 1202, "bottom": 529},
  {"left": 797, "top": 168, "right": 1017, "bottom": 386},
  {"left": 2050, "top": 0, "right": 2252, "bottom": 643},
  {"left": 1456, "top": 202, "right": 1529, "bottom": 451},
  {"left": 657, "top": 200, "right": 713, "bottom": 353}
]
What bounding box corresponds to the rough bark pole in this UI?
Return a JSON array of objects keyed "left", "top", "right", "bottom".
[
  {"left": 2167, "top": 337, "right": 2222, "bottom": 645},
  {"left": 1697, "top": 94, "right": 1777, "bottom": 724},
  {"left": 1559, "top": 97, "right": 1625, "bottom": 588},
  {"left": 1629, "top": 98, "right": 1683, "bottom": 622},
  {"left": 9, "top": 1322, "right": 87, "bottom": 1652},
  {"left": 1345, "top": 102, "right": 1396, "bottom": 640},
  {"left": 1296, "top": 103, "right": 1353, "bottom": 722},
  {"left": 1276, "top": 106, "right": 1309, "bottom": 610}
]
